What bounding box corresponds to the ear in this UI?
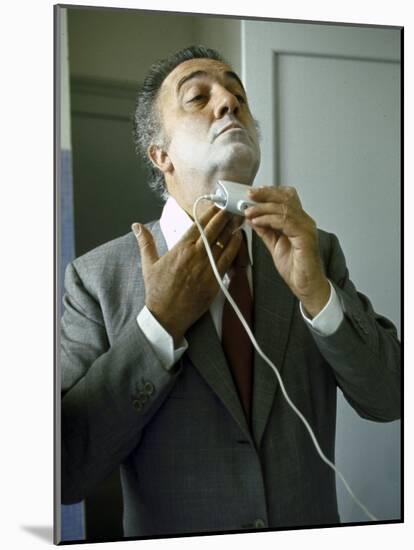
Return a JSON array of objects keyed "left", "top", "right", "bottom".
[{"left": 147, "top": 144, "right": 174, "bottom": 174}]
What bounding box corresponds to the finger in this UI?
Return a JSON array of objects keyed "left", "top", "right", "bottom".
[
  {"left": 250, "top": 214, "right": 297, "bottom": 237},
  {"left": 131, "top": 223, "right": 159, "bottom": 277},
  {"left": 216, "top": 231, "right": 243, "bottom": 275},
  {"left": 210, "top": 222, "right": 236, "bottom": 261},
  {"left": 182, "top": 203, "right": 221, "bottom": 243},
  {"left": 248, "top": 185, "right": 301, "bottom": 207},
  {"left": 249, "top": 213, "right": 308, "bottom": 239},
  {"left": 195, "top": 208, "right": 234, "bottom": 250},
  {"left": 244, "top": 201, "right": 290, "bottom": 220},
  {"left": 247, "top": 220, "right": 279, "bottom": 253}
]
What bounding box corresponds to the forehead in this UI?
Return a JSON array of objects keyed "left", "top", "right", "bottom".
[{"left": 159, "top": 58, "right": 243, "bottom": 99}]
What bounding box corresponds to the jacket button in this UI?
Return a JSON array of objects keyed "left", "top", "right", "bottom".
[
  {"left": 138, "top": 392, "right": 148, "bottom": 404},
  {"left": 144, "top": 382, "right": 155, "bottom": 396},
  {"left": 254, "top": 518, "right": 266, "bottom": 528},
  {"left": 132, "top": 399, "right": 142, "bottom": 411}
]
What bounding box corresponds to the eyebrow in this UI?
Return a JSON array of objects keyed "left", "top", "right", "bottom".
[{"left": 176, "top": 70, "right": 246, "bottom": 95}]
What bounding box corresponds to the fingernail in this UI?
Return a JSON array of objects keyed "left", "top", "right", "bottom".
[{"left": 131, "top": 223, "right": 141, "bottom": 237}]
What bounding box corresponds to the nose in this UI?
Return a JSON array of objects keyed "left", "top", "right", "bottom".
[{"left": 213, "top": 86, "right": 240, "bottom": 119}]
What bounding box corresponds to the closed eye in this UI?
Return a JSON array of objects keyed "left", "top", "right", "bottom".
[
  {"left": 187, "top": 93, "right": 246, "bottom": 105},
  {"left": 189, "top": 95, "right": 205, "bottom": 103}
]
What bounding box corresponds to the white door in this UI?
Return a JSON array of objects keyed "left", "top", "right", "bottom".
[{"left": 242, "top": 20, "right": 401, "bottom": 523}]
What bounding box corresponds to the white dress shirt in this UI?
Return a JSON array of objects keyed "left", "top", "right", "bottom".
[{"left": 137, "top": 196, "right": 344, "bottom": 370}]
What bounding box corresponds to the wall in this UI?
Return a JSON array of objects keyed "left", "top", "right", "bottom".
[
  {"left": 194, "top": 15, "right": 242, "bottom": 75},
  {"left": 68, "top": 8, "right": 241, "bottom": 82}
]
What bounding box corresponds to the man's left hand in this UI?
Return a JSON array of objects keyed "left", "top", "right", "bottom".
[{"left": 244, "top": 186, "right": 330, "bottom": 318}]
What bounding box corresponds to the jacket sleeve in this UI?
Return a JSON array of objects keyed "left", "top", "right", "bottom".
[
  {"left": 309, "top": 232, "right": 401, "bottom": 422},
  {"left": 60, "top": 261, "right": 183, "bottom": 504}
]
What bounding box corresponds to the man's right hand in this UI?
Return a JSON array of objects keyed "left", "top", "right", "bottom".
[{"left": 132, "top": 205, "right": 242, "bottom": 346}]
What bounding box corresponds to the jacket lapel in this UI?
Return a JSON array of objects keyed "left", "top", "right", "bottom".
[
  {"left": 186, "top": 312, "right": 252, "bottom": 441},
  {"left": 251, "top": 233, "right": 296, "bottom": 448},
  {"left": 151, "top": 221, "right": 252, "bottom": 442}
]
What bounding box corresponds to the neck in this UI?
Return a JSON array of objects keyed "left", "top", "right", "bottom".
[{"left": 166, "top": 171, "right": 256, "bottom": 214}]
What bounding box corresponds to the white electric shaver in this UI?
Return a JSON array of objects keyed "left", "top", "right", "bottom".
[{"left": 213, "top": 180, "right": 258, "bottom": 215}]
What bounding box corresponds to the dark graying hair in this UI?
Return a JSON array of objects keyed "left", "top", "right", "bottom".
[
  {"left": 132, "top": 45, "right": 261, "bottom": 200},
  {"left": 132, "top": 46, "right": 225, "bottom": 199}
]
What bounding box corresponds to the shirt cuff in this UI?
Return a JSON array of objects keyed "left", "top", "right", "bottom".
[
  {"left": 137, "top": 306, "right": 188, "bottom": 371},
  {"left": 300, "top": 280, "right": 344, "bottom": 336}
]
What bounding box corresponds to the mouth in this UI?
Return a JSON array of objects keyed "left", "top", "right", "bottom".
[
  {"left": 224, "top": 127, "right": 246, "bottom": 134},
  {"left": 216, "top": 122, "right": 245, "bottom": 139}
]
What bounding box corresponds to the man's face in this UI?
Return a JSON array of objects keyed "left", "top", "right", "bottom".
[{"left": 154, "top": 58, "right": 261, "bottom": 211}]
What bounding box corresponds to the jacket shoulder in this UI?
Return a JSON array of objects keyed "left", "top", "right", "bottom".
[
  {"left": 316, "top": 228, "right": 341, "bottom": 264},
  {"left": 73, "top": 220, "right": 159, "bottom": 269},
  {"left": 68, "top": 221, "right": 160, "bottom": 299}
]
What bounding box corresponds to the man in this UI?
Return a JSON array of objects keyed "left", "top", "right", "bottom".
[{"left": 60, "top": 46, "right": 400, "bottom": 537}]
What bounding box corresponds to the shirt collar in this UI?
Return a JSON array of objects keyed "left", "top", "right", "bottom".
[{"left": 159, "top": 196, "right": 254, "bottom": 265}]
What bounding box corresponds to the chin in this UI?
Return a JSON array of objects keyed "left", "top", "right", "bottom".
[{"left": 214, "top": 150, "right": 260, "bottom": 184}]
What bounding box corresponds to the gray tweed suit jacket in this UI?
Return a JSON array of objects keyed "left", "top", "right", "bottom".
[{"left": 60, "top": 221, "right": 400, "bottom": 538}]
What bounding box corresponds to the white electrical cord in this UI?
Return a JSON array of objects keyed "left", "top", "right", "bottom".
[{"left": 193, "top": 194, "right": 378, "bottom": 523}]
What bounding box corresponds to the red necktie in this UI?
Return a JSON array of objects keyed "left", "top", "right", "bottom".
[{"left": 221, "top": 233, "right": 253, "bottom": 424}]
